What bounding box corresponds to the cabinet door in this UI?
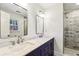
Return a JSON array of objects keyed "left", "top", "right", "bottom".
[
  {"left": 49, "top": 39, "right": 54, "bottom": 56},
  {"left": 41, "top": 39, "right": 54, "bottom": 56},
  {"left": 26, "top": 47, "right": 41, "bottom": 56},
  {"left": 41, "top": 42, "right": 50, "bottom": 56},
  {"left": 31, "top": 47, "right": 41, "bottom": 56}
]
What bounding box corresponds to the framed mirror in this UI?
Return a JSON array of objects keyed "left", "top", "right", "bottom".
[
  {"left": 0, "top": 3, "right": 28, "bottom": 39},
  {"left": 36, "top": 10, "right": 45, "bottom": 37},
  {"left": 36, "top": 15, "right": 44, "bottom": 34}
]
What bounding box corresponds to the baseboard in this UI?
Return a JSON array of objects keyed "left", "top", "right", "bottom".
[{"left": 54, "top": 51, "right": 63, "bottom": 56}]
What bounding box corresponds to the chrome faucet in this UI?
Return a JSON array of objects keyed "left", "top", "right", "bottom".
[
  {"left": 37, "top": 33, "right": 43, "bottom": 38},
  {"left": 17, "top": 36, "right": 24, "bottom": 44}
]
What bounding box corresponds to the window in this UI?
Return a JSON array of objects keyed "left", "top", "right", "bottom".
[{"left": 10, "top": 20, "right": 18, "bottom": 31}]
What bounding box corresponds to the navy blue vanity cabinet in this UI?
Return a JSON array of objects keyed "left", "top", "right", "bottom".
[
  {"left": 26, "top": 47, "right": 41, "bottom": 56},
  {"left": 26, "top": 38, "right": 54, "bottom": 56},
  {"left": 41, "top": 38, "right": 54, "bottom": 56},
  {"left": 40, "top": 42, "right": 50, "bottom": 56},
  {"left": 49, "top": 38, "right": 54, "bottom": 56}
]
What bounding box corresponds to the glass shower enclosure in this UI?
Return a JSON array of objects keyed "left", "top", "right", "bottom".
[{"left": 64, "top": 15, "right": 79, "bottom": 51}]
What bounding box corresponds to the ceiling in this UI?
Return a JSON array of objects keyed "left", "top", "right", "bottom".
[
  {"left": 0, "top": 3, "right": 27, "bottom": 17},
  {"left": 0, "top": 3, "right": 55, "bottom": 17},
  {"left": 64, "top": 3, "right": 79, "bottom": 13},
  {"left": 39, "top": 3, "right": 57, "bottom": 11},
  {"left": 1, "top": 3, "right": 79, "bottom": 16}
]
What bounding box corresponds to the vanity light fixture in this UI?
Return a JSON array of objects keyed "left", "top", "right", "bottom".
[
  {"left": 13, "top": 3, "right": 27, "bottom": 11},
  {"left": 16, "top": 11, "right": 21, "bottom": 13},
  {"left": 37, "top": 10, "right": 45, "bottom": 17},
  {"left": 16, "top": 3, "right": 28, "bottom": 9}
]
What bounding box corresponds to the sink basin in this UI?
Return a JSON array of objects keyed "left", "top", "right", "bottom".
[
  {"left": 25, "top": 39, "right": 40, "bottom": 44},
  {"left": 0, "top": 42, "right": 34, "bottom": 56},
  {"left": 0, "top": 39, "right": 38, "bottom": 55},
  {"left": 8, "top": 41, "right": 35, "bottom": 52},
  {"left": 0, "top": 46, "right": 12, "bottom": 55}
]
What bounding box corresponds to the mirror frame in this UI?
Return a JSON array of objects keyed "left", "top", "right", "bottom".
[{"left": 36, "top": 15, "right": 44, "bottom": 35}]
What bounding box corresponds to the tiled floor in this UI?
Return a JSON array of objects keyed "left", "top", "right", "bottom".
[{"left": 64, "top": 48, "right": 79, "bottom": 56}]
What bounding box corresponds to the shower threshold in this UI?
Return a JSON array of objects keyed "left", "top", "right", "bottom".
[{"left": 64, "top": 48, "right": 79, "bottom": 56}]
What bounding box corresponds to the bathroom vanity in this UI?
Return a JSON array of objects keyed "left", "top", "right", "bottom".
[
  {"left": 0, "top": 36, "right": 54, "bottom": 56},
  {"left": 26, "top": 37, "right": 54, "bottom": 56}
]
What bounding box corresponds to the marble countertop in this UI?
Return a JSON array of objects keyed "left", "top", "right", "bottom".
[{"left": 0, "top": 36, "right": 54, "bottom": 56}]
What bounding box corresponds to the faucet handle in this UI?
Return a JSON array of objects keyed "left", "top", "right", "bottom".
[{"left": 21, "top": 38, "right": 25, "bottom": 43}]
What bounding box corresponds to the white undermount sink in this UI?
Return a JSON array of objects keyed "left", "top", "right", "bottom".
[
  {"left": 0, "top": 38, "right": 40, "bottom": 55},
  {"left": 8, "top": 39, "right": 40, "bottom": 53}
]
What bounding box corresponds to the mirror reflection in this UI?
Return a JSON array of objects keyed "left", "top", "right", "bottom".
[
  {"left": 0, "top": 3, "right": 28, "bottom": 39},
  {"left": 36, "top": 10, "right": 45, "bottom": 37}
]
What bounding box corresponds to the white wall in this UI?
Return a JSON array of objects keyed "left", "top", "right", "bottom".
[
  {"left": 44, "top": 4, "right": 63, "bottom": 55},
  {"left": 0, "top": 10, "right": 10, "bottom": 38},
  {"left": 0, "top": 11, "right": 1, "bottom": 37},
  {"left": 28, "top": 3, "right": 63, "bottom": 55},
  {"left": 28, "top": 4, "right": 44, "bottom": 37}
]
